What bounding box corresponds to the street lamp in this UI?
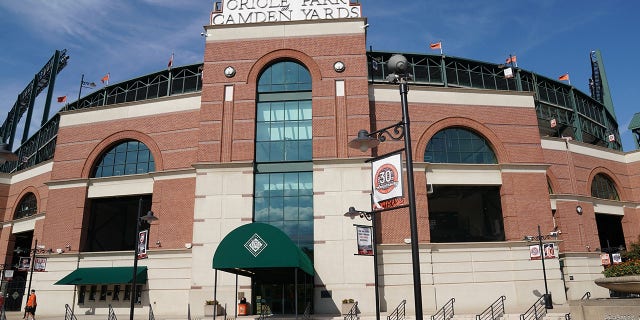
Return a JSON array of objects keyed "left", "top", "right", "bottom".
[
  {"left": 523, "top": 225, "right": 557, "bottom": 309},
  {"left": 130, "top": 198, "right": 158, "bottom": 320},
  {"left": 348, "top": 54, "right": 423, "bottom": 320},
  {"left": 344, "top": 207, "right": 380, "bottom": 320}
]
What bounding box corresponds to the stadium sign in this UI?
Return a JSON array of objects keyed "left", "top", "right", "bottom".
[{"left": 210, "top": 0, "right": 362, "bottom": 25}]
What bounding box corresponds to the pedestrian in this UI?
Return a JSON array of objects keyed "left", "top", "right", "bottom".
[{"left": 25, "top": 289, "right": 37, "bottom": 320}]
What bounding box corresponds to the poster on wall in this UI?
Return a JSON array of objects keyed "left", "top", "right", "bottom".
[
  {"left": 356, "top": 225, "right": 373, "bottom": 255},
  {"left": 138, "top": 230, "right": 149, "bottom": 260},
  {"left": 371, "top": 153, "right": 405, "bottom": 211}
]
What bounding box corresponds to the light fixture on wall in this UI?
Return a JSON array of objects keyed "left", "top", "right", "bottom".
[
  {"left": 333, "top": 61, "right": 346, "bottom": 73},
  {"left": 224, "top": 66, "right": 236, "bottom": 78},
  {"left": 156, "top": 240, "right": 162, "bottom": 247},
  {"left": 576, "top": 205, "right": 583, "bottom": 215}
]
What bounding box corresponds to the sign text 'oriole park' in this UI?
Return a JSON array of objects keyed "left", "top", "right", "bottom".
[{"left": 210, "top": 0, "right": 362, "bottom": 25}]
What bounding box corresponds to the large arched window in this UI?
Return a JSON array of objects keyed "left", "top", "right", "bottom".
[
  {"left": 253, "top": 60, "right": 314, "bottom": 314},
  {"left": 591, "top": 173, "right": 620, "bottom": 200},
  {"left": 424, "top": 127, "right": 497, "bottom": 164},
  {"left": 92, "top": 140, "right": 155, "bottom": 178},
  {"left": 14, "top": 192, "right": 37, "bottom": 220}
]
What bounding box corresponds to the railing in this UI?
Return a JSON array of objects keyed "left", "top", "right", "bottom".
[
  {"left": 475, "top": 296, "right": 506, "bottom": 320},
  {"left": 303, "top": 302, "right": 312, "bottom": 320},
  {"left": 565, "top": 313, "right": 571, "bottom": 320},
  {"left": 65, "top": 304, "right": 78, "bottom": 320},
  {"left": 387, "top": 300, "right": 406, "bottom": 320},
  {"left": 581, "top": 291, "right": 591, "bottom": 300},
  {"left": 344, "top": 301, "right": 359, "bottom": 320},
  {"left": 431, "top": 298, "right": 455, "bottom": 320},
  {"left": 108, "top": 304, "right": 117, "bottom": 320},
  {"left": 149, "top": 303, "right": 155, "bottom": 320},
  {"left": 519, "top": 296, "right": 546, "bottom": 320}
]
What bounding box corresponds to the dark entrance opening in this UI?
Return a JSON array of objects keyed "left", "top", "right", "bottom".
[
  {"left": 84, "top": 195, "right": 152, "bottom": 252},
  {"left": 595, "top": 213, "right": 626, "bottom": 252},
  {"left": 252, "top": 271, "right": 313, "bottom": 315},
  {"left": 428, "top": 185, "right": 504, "bottom": 242},
  {"left": 5, "top": 231, "right": 34, "bottom": 311}
]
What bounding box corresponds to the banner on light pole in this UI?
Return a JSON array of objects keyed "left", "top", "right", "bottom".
[
  {"left": 356, "top": 225, "right": 373, "bottom": 255},
  {"left": 138, "top": 230, "right": 149, "bottom": 260},
  {"left": 371, "top": 153, "right": 405, "bottom": 210}
]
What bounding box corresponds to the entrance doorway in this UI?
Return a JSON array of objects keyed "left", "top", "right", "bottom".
[
  {"left": 595, "top": 213, "right": 625, "bottom": 252},
  {"left": 253, "top": 274, "right": 313, "bottom": 315}
]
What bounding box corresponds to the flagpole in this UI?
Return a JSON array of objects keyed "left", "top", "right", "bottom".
[
  {"left": 439, "top": 41, "right": 443, "bottom": 55},
  {"left": 78, "top": 74, "right": 85, "bottom": 103}
]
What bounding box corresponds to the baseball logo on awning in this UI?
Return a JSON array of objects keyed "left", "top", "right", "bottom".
[{"left": 245, "top": 233, "right": 268, "bottom": 257}]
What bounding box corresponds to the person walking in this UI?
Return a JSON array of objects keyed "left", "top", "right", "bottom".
[{"left": 25, "top": 289, "right": 37, "bottom": 320}]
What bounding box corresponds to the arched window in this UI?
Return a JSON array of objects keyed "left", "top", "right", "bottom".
[
  {"left": 92, "top": 140, "right": 155, "bottom": 178},
  {"left": 591, "top": 173, "right": 620, "bottom": 200},
  {"left": 253, "top": 60, "right": 314, "bottom": 313},
  {"left": 14, "top": 192, "right": 37, "bottom": 219},
  {"left": 424, "top": 127, "right": 497, "bottom": 164}
]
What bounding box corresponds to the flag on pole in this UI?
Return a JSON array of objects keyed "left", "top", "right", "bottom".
[
  {"left": 429, "top": 41, "right": 443, "bottom": 55},
  {"left": 168, "top": 52, "right": 174, "bottom": 70},
  {"left": 558, "top": 73, "right": 569, "bottom": 81},
  {"left": 57, "top": 96, "right": 67, "bottom": 103},
  {"left": 429, "top": 41, "right": 442, "bottom": 50},
  {"left": 101, "top": 73, "right": 110, "bottom": 85},
  {"left": 506, "top": 55, "right": 517, "bottom": 64}
]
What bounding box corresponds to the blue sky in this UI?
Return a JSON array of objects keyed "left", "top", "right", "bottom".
[{"left": 1, "top": 1, "right": 638, "bottom": 151}]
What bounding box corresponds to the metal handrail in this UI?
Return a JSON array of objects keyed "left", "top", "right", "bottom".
[
  {"left": 475, "top": 296, "right": 506, "bottom": 320},
  {"left": 565, "top": 313, "right": 571, "bottom": 320},
  {"left": 431, "top": 298, "right": 455, "bottom": 320},
  {"left": 519, "top": 296, "right": 546, "bottom": 320},
  {"left": 581, "top": 291, "right": 591, "bottom": 300},
  {"left": 65, "top": 304, "right": 78, "bottom": 320},
  {"left": 148, "top": 303, "right": 155, "bottom": 320},
  {"left": 303, "top": 302, "right": 312, "bottom": 320},
  {"left": 387, "top": 300, "right": 406, "bottom": 320},
  {"left": 344, "top": 301, "right": 359, "bottom": 320},
  {"left": 108, "top": 304, "right": 117, "bottom": 320}
]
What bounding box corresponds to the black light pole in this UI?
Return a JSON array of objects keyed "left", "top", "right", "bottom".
[
  {"left": 344, "top": 207, "right": 380, "bottom": 320},
  {"left": 129, "top": 198, "right": 158, "bottom": 320},
  {"left": 525, "top": 225, "right": 553, "bottom": 309},
  {"left": 348, "top": 54, "right": 423, "bottom": 320}
]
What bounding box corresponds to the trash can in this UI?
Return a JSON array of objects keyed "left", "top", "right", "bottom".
[{"left": 238, "top": 303, "right": 248, "bottom": 316}]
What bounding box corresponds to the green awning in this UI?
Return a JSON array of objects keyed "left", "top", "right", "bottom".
[
  {"left": 54, "top": 266, "right": 148, "bottom": 285},
  {"left": 213, "top": 223, "right": 314, "bottom": 277}
]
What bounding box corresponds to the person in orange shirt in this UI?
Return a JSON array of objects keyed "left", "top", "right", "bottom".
[{"left": 25, "top": 289, "right": 37, "bottom": 320}]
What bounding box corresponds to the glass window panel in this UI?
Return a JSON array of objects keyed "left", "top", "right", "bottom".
[
  {"left": 103, "top": 153, "right": 115, "bottom": 165},
  {"left": 271, "top": 102, "right": 285, "bottom": 121},
  {"left": 284, "top": 123, "right": 297, "bottom": 140},
  {"left": 272, "top": 64, "right": 285, "bottom": 86},
  {"left": 102, "top": 166, "right": 114, "bottom": 177},
  {"left": 136, "top": 163, "right": 149, "bottom": 174},
  {"left": 298, "top": 196, "right": 313, "bottom": 220},
  {"left": 269, "top": 142, "right": 284, "bottom": 162},
  {"left": 285, "top": 101, "right": 299, "bottom": 120},
  {"left": 283, "top": 197, "right": 298, "bottom": 221},
  {"left": 299, "top": 121, "right": 312, "bottom": 139},
  {"left": 269, "top": 196, "right": 284, "bottom": 221},
  {"left": 299, "top": 173, "right": 313, "bottom": 195},
  {"left": 256, "top": 123, "right": 271, "bottom": 141},
  {"left": 138, "top": 150, "right": 149, "bottom": 162},
  {"left": 299, "top": 140, "right": 312, "bottom": 161},
  {"left": 126, "top": 151, "right": 138, "bottom": 163},
  {"left": 254, "top": 198, "right": 269, "bottom": 222},
  {"left": 270, "top": 122, "right": 285, "bottom": 140},
  {"left": 269, "top": 173, "right": 284, "bottom": 196},
  {"left": 115, "top": 143, "right": 127, "bottom": 153},
  {"left": 257, "top": 104, "right": 271, "bottom": 121},
  {"left": 425, "top": 128, "right": 497, "bottom": 164},
  {"left": 125, "top": 163, "right": 137, "bottom": 175},
  {"left": 285, "top": 141, "right": 299, "bottom": 161},
  {"left": 114, "top": 152, "right": 126, "bottom": 164},
  {"left": 283, "top": 173, "right": 299, "bottom": 196},
  {"left": 113, "top": 165, "right": 125, "bottom": 176},
  {"left": 256, "top": 143, "right": 269, "bottom": 162},
  {"left": 283, "top": 220, "right": 299, "bottom": 240}
]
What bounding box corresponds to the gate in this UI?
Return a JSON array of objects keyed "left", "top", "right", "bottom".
[{"left": 4, "top": 272, "right": 27, "bottom": 311}]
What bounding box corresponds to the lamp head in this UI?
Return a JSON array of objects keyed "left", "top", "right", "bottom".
[
  {"left": 344, "top": 206, "right": 359, "bottom": 217},
  {"left": 387, "top": 54, "right": 409, "bottom": 75},
  {"left": 348, "top": 129, "right": 380, "bottom": 152},
  {"left": 140, "top": 210, "right": 159, "bottom": 222}
]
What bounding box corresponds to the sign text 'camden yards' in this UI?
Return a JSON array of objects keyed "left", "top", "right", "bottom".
[{"left": 211, "top": 0, "right": 362, "bottom": 25}]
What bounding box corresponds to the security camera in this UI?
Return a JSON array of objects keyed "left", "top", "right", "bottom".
[
  {"left": 185, "top": 243, "right": 192, "bottom": 249},
  {"left": 361, "top": 24, "right": 369, "bottom": 29},
  {"left": 56, "top": 248, "right": 63, "bottom": 254}
]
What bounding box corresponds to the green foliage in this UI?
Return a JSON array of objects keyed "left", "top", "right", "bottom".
[
  {"left": 603, "top": 260, "right": 640, "bottom": 277},
  {"left": 622, "top": 235, "right": 640, "bottom": 260}
]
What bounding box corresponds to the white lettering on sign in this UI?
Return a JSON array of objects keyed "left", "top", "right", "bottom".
[{"left": 210, "top": 0, "right": 361, "bottom": 25}]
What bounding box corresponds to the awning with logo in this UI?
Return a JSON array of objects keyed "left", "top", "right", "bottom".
[
  {"left": 212, "top": 222, "right": 314, "bottom": 277},
  {"left": 54, "top": 266, "right": 148, "bottom": 285}
]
